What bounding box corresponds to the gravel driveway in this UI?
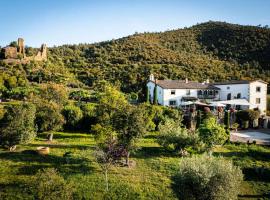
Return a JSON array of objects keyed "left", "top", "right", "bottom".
[{"left": 230, "top": 130, "right": 270, "bottom": 145}]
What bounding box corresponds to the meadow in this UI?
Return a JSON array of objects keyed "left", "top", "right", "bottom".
[{"left": 0, "top": 131, "right": 269, "bottom": 200}]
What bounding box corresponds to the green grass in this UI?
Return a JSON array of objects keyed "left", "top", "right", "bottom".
[{"left": 0, "top": 132, "right": 270, "bottom": 199}]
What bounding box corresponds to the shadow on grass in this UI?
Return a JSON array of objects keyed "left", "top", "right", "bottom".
[
  {"left": 26, "top": 143, "right": 94, "bottom": 150},
  {"left": 133, "top": 146, "right": 177, "bottom": 159},
  {"left": 238, "top": 193, "right": 270, "bottom": 199},
  {"left": 0, "top": 150, "right": 94, "bottom": 175},
  {"left": 213, "top": 149, "right": 270, "bottom": 162},
  {"left": 242, "top": 167, "right": 270, "bottom": 183}
]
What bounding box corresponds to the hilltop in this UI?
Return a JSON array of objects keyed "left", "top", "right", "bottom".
[{"left": 0, "top": 21, "right": 269, "bottom": 98}]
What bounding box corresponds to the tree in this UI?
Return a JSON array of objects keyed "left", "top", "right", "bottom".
[
  {"left": 62, "top": 105, "right": 83, "bottom": 130},
  {"left": 173, "top": 155, "right": 243, "bottom": 200},
  {"left": 32, "top": 168, "right": 74, "bottom": 200},
  {"left": 35, "top": 99, "right": 64, "bottom": 134},
  {"left": 198, "top": 117, "right": 228, "bottom": 150},
  {"left": 157, "top": 118, "right": 199, "bottom": 152},
  {"left": 153, "top": 85, "right": 158, "bottom": 104},
  {"left": 112, "top": 105, "right": 147, "bottom": 166},
  {"left": 0, "top": 103, "right": 36, "bottom": 151},
  {"left": 146, "top": 86, "right": 150, "bottom": 103},
  {"left": 39, "top": 83, "right": 68, "bottom": 105},
  {"left": 93, "top": 138, "right": 124, "bottom": 192}
]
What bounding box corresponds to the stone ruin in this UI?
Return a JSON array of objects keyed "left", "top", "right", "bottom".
[{"left": 1, "top": 38, "right": 47, "bottom": 63}]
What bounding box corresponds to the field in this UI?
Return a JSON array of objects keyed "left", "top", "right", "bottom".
[{"left": 0, "top": 131, "right": 270, "bottom": 200}]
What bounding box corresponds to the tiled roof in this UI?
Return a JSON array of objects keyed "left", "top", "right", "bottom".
[
  {"left": 214, "top": 80, "right": 268, "bottom": 85},
  {"left": 151, "top": 80, "right": 220, "bottom": 90}
]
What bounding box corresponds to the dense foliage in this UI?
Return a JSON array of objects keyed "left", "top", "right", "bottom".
[
  {"left": 0, "top": 21, "right": 269, "bottom": 102},
  {"left": 174, "top": 155, "right": 243, "bottom": 200},
  {"left": 0, "top": 103, "right": 36, "bottom": 149}
]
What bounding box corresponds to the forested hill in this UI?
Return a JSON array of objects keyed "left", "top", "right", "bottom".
[{"left": 1, "top": 21, "right": 270, "bottom": 98}]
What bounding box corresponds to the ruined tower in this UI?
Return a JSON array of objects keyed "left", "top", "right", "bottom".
[{"left": 17, "top": 38, "right": 25, "bottom": 57}]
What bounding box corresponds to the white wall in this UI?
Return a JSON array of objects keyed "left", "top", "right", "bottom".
[
  {"left": 147, "top": 82, "right": 164, "bottom": 105},
  {"left": 163, "top": 89, "right": 197, "bottom": 106},
  {"left": 249, "top": 81, "right": 267, "bottom": 113},
  {"left": 214, "top": 84, "right": 249, "bottom": 101}
]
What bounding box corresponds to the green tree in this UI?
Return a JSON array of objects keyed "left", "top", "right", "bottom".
[
  {"left": 39, "top": 83, "right": 68, "bottom": 105},
  {"left": 198, "top": 117, "right": 228, "bottom": 150},
  {"left": 112, "top": 105, "right": 147, "bottom": 166},
  {"left": 153, "top": 85, "right": 158, "bottom": 104},
  {"left": 146, "top": 86, "right": 150, "bottom": 103},
  {"left": 62, "top": 104, "right": 83, "bottom": 130},
  {"left": 35, "top": 99, "right": 64, "bottom": 133},
  {"left": 157, "top": 118, "right": 199, "bottom": 152},
  {"left": 174, "top": 155, "right": 243, "bottom": 200},
  {"left": 32, "top": 168, "right": 74, "bottom": 200},
  {"left": 0, "top": 103, "right": 36, "bottom": 151}
]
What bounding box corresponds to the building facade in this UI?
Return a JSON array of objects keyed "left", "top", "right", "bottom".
[{"left": 147, "top": 75, "right": 268, "bottom": 113}]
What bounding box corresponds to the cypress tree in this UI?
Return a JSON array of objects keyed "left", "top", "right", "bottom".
[
  {"left": 146, "top": 86, "right": 150, "bottom": 103},
  {"left": 224, "top": 111, "right": 230, "bottom": 129},
  {"left": 196, "top": 110, "right": 202, "bottom": 129},
  {"left": 153, "top": 85, "right": 158, "bottom": 105}
]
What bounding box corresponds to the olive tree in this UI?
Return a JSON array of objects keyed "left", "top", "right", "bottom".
[
  {"left": 0, "top": 103, "right": 36, "bottom": 151},
  {"left": 174, "top": 155, "right": 243, "bottom": 200}
]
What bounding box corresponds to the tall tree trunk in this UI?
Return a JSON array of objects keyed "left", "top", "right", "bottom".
[
  {"left": 125, "top": 151, "right": 130, "bottom": 167},
  {"left": 47, "top": 133, "right": 53, "bottom": 142}
]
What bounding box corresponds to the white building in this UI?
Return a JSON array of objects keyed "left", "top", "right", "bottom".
[{"left": 147, "top": 74, "right": 268, "bottom": 114}]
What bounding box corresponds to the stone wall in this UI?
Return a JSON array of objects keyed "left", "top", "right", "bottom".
[{"left": 2, "top": 47, "right": 18, "bottom": 59}]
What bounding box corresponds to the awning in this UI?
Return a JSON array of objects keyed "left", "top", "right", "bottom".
[
  {"left": 180, "top": 101, "right": 194, "bottom": 106},
  {"left": 213, "top": 99, "right": 254, "bottom": 106},
  {"left": 209, "top": 102, "right": 226, "bottom": 107}
]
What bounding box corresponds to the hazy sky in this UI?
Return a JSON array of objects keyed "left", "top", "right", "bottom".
[{"left": 1, "top": 0, "right": 270, "bottom": 47}]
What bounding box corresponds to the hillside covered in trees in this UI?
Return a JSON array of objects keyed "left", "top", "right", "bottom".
[{"left": 1, "top": 21, "right": 270, "bottom": 99}]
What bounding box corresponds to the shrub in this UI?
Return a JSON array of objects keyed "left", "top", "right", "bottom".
[
  {"left": 0, "top": 103, "right": 36, "bottom": 150},
  {"left": 173, "top": 155, "right": 243, "bottom": 200},
  {"left": 198, "top": 117, "right": 228, "bottom": 149},
  {"left": 62, "top": 105, "right": 83, "bottom": 130},
  {"left": 157, "top": 118, "right": 199, "bottom": 152},
  {"left": 32, "top": 168, "right": 74, "bottom": 200}
]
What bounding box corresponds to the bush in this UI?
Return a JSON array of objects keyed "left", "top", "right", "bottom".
[
  {"left": 62, "top": 105, "right": 83, "bottom": 130},
  {"left": 173, "top": 155, "right": 243, "bottom": 200},
  {"left": 0, "top": 103, "right": 36, "bottom": 150},
  {"left": 32, "top": 168, "right": 74, "bottom": 200},
  {"left": 157, "top": 118, "right": 199, "bottom": 152},
  {"left": 198, "top": 117, "right": 228, "bottom": 149}
]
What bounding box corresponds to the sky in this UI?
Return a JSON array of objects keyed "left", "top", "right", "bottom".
[{"left": 0, "top": 0, "right": 270, "bottom": 47}]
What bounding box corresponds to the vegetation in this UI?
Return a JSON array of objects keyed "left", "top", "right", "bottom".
[
  {"left": 32, "top": 168, "right": 74, "bottom": 200},
  {"left": 198, "top": 117, "right": 228, "bottom": 149},
  {"left": 157, "top": 118, "right": 199, "bottom": 152},
  {"left": 173, "top": 155, "right": 243, "bottom": 200},
  {"left": 0, "top": 103, "right": 36, "bottom": 150}
]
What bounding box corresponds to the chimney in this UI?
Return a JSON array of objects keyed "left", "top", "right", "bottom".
[
  {"left": 206, "top": 79, "right": 209, "bottom": 84},
  {"left": 185, "top": 78, "right": 188, "bottom": 83},
  {"left": 149, "top": 74, "right": 155, "bottom": 81}
]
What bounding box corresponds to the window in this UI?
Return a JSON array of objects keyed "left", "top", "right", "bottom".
[
  {"left": 237, "top": 93, "right": 241, "bottom": 99},
  {"left": 169, "top": 100, "right": 176, "bottom": 106},
  {"left": 186, "top": 89, "right": 191, "bottom": 95},
  {"left": 198, "top": 90, "right": 202, "bottom": 95},
  {"left": 227, "top": 93, "right": 231, "bottom": 100},
  {"left": 227, "top": 86, "right": 230, "bottom": 90},
  {"left": 256, "top": 87, "right": 261, "bottom": 92},
  {"left": 256, "top": 98, "right": 261, "bottom": 104},
  {"left": 209, "top": 90, "right": 213, "bottom": 95},
  {"left": 171, "top": 90, "right": 175, "bottom": 95}
]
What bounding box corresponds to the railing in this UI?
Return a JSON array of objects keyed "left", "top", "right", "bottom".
[{"left": 197, "top": 95, "right": 218, "bottom": 99}]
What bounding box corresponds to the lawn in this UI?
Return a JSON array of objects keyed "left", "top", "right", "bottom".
[{"left": 0, "top": 131, "right": 269, "bottom": 199}]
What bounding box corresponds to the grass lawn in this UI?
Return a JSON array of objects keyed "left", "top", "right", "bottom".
[{"left": 0, "top": 131, "right": 270, "bottom": 199}]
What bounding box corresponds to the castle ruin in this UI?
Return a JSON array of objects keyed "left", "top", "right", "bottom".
[{"left": 1, "top": 38, "right": 47, "bottom": 63}]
